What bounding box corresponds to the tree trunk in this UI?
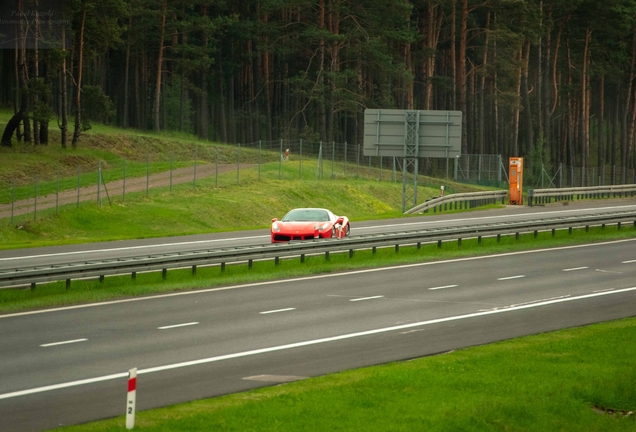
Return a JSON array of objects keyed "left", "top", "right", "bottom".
[
  {"left": 60, "top": 24, "right": 68, "bottom": 147},
  {"left": 450, "top": 0, "right": 457, "bottom": 109},
  {"left": 153, "top": 0, "right": 167, "bottom": 133},
  {"left": 521, "top": 41, "right": 533, "bottom": 158},
  {"left": 580, "top": 27, "right": 591, "bottom": 182},
  {"left": 318, "top": 0, "right": 327, "bottom": 141},
  {"left": 479, "top": 12, "right": 490, "bottom": 154},
  {"left": 72, "top": 8, "right": 87, "bottom": 148},
  {"left": 215, "top": 46, "right": 227, "bottom": 142},
  {"left": 598, "top": 74, "right": 604, "bottom": 176},
  {"left": 458, "top": 0, "right": 468, "bottom": 156},
  {"left": 328, "top": 0, "right": 340, "bottom": 142},
  {"left": 122, "top": 16, "right": 132, "bottom": 128}
]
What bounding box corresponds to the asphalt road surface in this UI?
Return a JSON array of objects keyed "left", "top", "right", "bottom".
[{"left": 1, "top": 201, "right": 636, "bottom": 431}]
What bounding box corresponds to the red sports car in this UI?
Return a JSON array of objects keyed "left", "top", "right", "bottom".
[{"left": 271, "top": 208, "right": 350, "bottom": 243}]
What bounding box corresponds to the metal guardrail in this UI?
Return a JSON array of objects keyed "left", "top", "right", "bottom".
[
  {"left": 528, "top": 184, "right": 636, "bottom": 207},
  {"left": 2, "top": 211, "right": 635, "bottom": 289},
  {"left": 405, "top": 190, "right": 507, "bottom": 214}
]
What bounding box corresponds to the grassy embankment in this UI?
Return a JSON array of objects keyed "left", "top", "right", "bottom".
[{"left": 1, "top": 114, "right": 635, "bottom": 431}]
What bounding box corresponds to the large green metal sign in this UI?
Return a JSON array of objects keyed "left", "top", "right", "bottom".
[
  {"left": 363, "top": 109, "right": 462, "bottom": 213},
  {"left": 363, "top": 109, "right": 462, "bottom": 158}
]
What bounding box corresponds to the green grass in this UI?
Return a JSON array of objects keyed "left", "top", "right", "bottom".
[{"left": 58, "top": 316, "right": 636, "bottom": 431}]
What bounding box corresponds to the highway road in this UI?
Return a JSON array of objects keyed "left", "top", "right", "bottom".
[
  {"left": 1, "top": 200, "right": 636, "bottom": 431},
  {"left": 2, "top": 199, "right": 636, "bottom": 269}
]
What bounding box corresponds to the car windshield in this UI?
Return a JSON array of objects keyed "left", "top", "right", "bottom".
[{"left": 282, "top": 209, "right": 330, "bottom": 222}]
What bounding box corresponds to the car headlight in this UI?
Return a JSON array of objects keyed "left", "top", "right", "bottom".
[
  {"left": 272, "top": 222, "right": 280, "bottom": 232},
  {"left": 318, "top": 223, "right": 329, "bottom": 231}
]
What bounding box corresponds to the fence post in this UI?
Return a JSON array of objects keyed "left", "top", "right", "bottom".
[
  {"left": 56, "top": 170, "right": 59, "bottom": 216},
  {"left": 380, "top": 156, "right": 383, "bottom": 181},
  {"left": 344, "top": 141, "right": 348, "bottom": 176},
  {"left": 317, "top": 142, "right": 323, "bottom": 179},
  {"left": 237, "top": 143, "right": 241, "bottom": 185},
  {"left": 279, "top": 138, "right": 283, "bottom": 180},
  {"left": 98, "top": 160, "right": 101, "bottom": 206},
  {"left": 393, "top": 157, "right": 396, "bottom": 182},
  {"left": 11, "top": 183, "right": 15, "bottom": 224},
  {"left": 332, "top": 141, "right": 335, "bottom": 178},
  {"left": 357, "top": 144, "right": 360, "bottom": 177},
  {"left": 146, "top": 155, "right": 150, "bottom": 197},
  {"left": 258, "top": 140, "right": 262, "bottom": 181},
  {"left": 123, "top": 158, "right": 127, "bottom": 201},
  {"left": 77, "top": 166, "right": 81, "bottom": 208},
  {"left": 193, "top": 146, "right": 198, "bottom": 188},
  {"left": 216, "top": 147, "right": 219, "bottom": 187},
  {"left": 299, "top": 139, "right": 303, "bottom": 179},
  {"left": 34, "top": 175, "right": 38, "bottom": 221},
  {"left": 169, "top": 154, "right": 173, "bottom": 192}
]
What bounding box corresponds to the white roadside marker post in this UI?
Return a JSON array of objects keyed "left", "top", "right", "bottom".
[{"left": 126, "top": 368, "right": 137, "bottom": 429}]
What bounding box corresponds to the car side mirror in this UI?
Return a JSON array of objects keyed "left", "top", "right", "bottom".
[
  {"left": 272, "top": 218, "right": 278, "bottom": 223},
  {"left": 336, "top": 217, "right": 344, "bottom": 224}
]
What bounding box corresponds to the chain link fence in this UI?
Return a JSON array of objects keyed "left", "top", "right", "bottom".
[{"left": 4, "top": 143, "right": 635, "bottom": 225}]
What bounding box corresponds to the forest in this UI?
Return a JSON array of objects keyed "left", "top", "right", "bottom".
[{"left": 1, "top": 0, "right": 636, "bottom": 184}]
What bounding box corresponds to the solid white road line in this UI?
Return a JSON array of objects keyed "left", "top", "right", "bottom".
[
  {"left": 497, "top": 275, "right": 526, "bottom": 281},
  {"left": 260, "top": 308, "right": 296, "bottom": 315},
  {"left": 39, "top": 338, "right": 88, "bottom": 347},
  {"left": 158, "top": 322, "right": 199, "bottom": 330},
  {"left": 4, "top": 238, "right": 636, "bottom": 320},
  {"left": 428, "top": 285, "right": 458, "bottom": 291},
  {"left": 3, "top": 286, "right": 635, "bottom": 401},
  {"left": 350, "top": 295, "right": 385, "bottom": 302},
  {"left": 563, "top": 267, "right": 589, "bottom": 272}
]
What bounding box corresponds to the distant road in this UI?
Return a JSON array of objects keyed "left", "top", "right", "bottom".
[{"left": 2, "top": 199, "right": 636, "bottom": 270}]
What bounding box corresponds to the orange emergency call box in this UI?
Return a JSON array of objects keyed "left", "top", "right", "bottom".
[{"left": 509, "top": 157, "right": 523, "bottom": 204}]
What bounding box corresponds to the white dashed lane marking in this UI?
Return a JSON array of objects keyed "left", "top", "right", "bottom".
[
  {"left": 563, "top": 267, "right": 588, "bottom": 272},
  {"left": 497, "top": 275, "right": 526, "bottom": 281},
  {"left": 158, "top": 322, "right": 199, "bottom": 330},
  {"left": 350, "top": 296, "right": 385, "bottom": 302},
  {"left": 40, "top": 338, "right": 88, "bottom": 347},
  {"left": 260, "top": 308, "right": 296, "bottom": 315},
  {"left": 428, "top": 285, "right": 458, "bottom": 291}
]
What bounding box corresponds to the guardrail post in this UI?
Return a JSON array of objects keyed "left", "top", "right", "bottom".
[
  {"left": 66, "top": 279, "right": 71, "bottom": 290},
  {"left": 300, "top": 254, "right": 305, "bottom": 263},
  {"left": 528, "top": 189, "right": 534, "bottom": 207},
  {"left": 248, "top": 259, "right": 253, "bottom": 268},
  {"left": 162, "top": 269, "right": 167, "bottom": 279},
  {"left": 325, "top": 251, "right": 330, "bottom": 261},
  {"left": 132, "top": 272, "right": 136, "bottom": 280},
  {"left": 192, "top": 265, "right": 197, "bottom": 275}
]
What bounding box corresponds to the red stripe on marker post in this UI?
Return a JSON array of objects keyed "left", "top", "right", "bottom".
[
  {"left": 126, "top": 368, "right": 137, "bottom": 429},
  {"left": 128, "top": 377, "right": 137, "bottom": 392}
]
